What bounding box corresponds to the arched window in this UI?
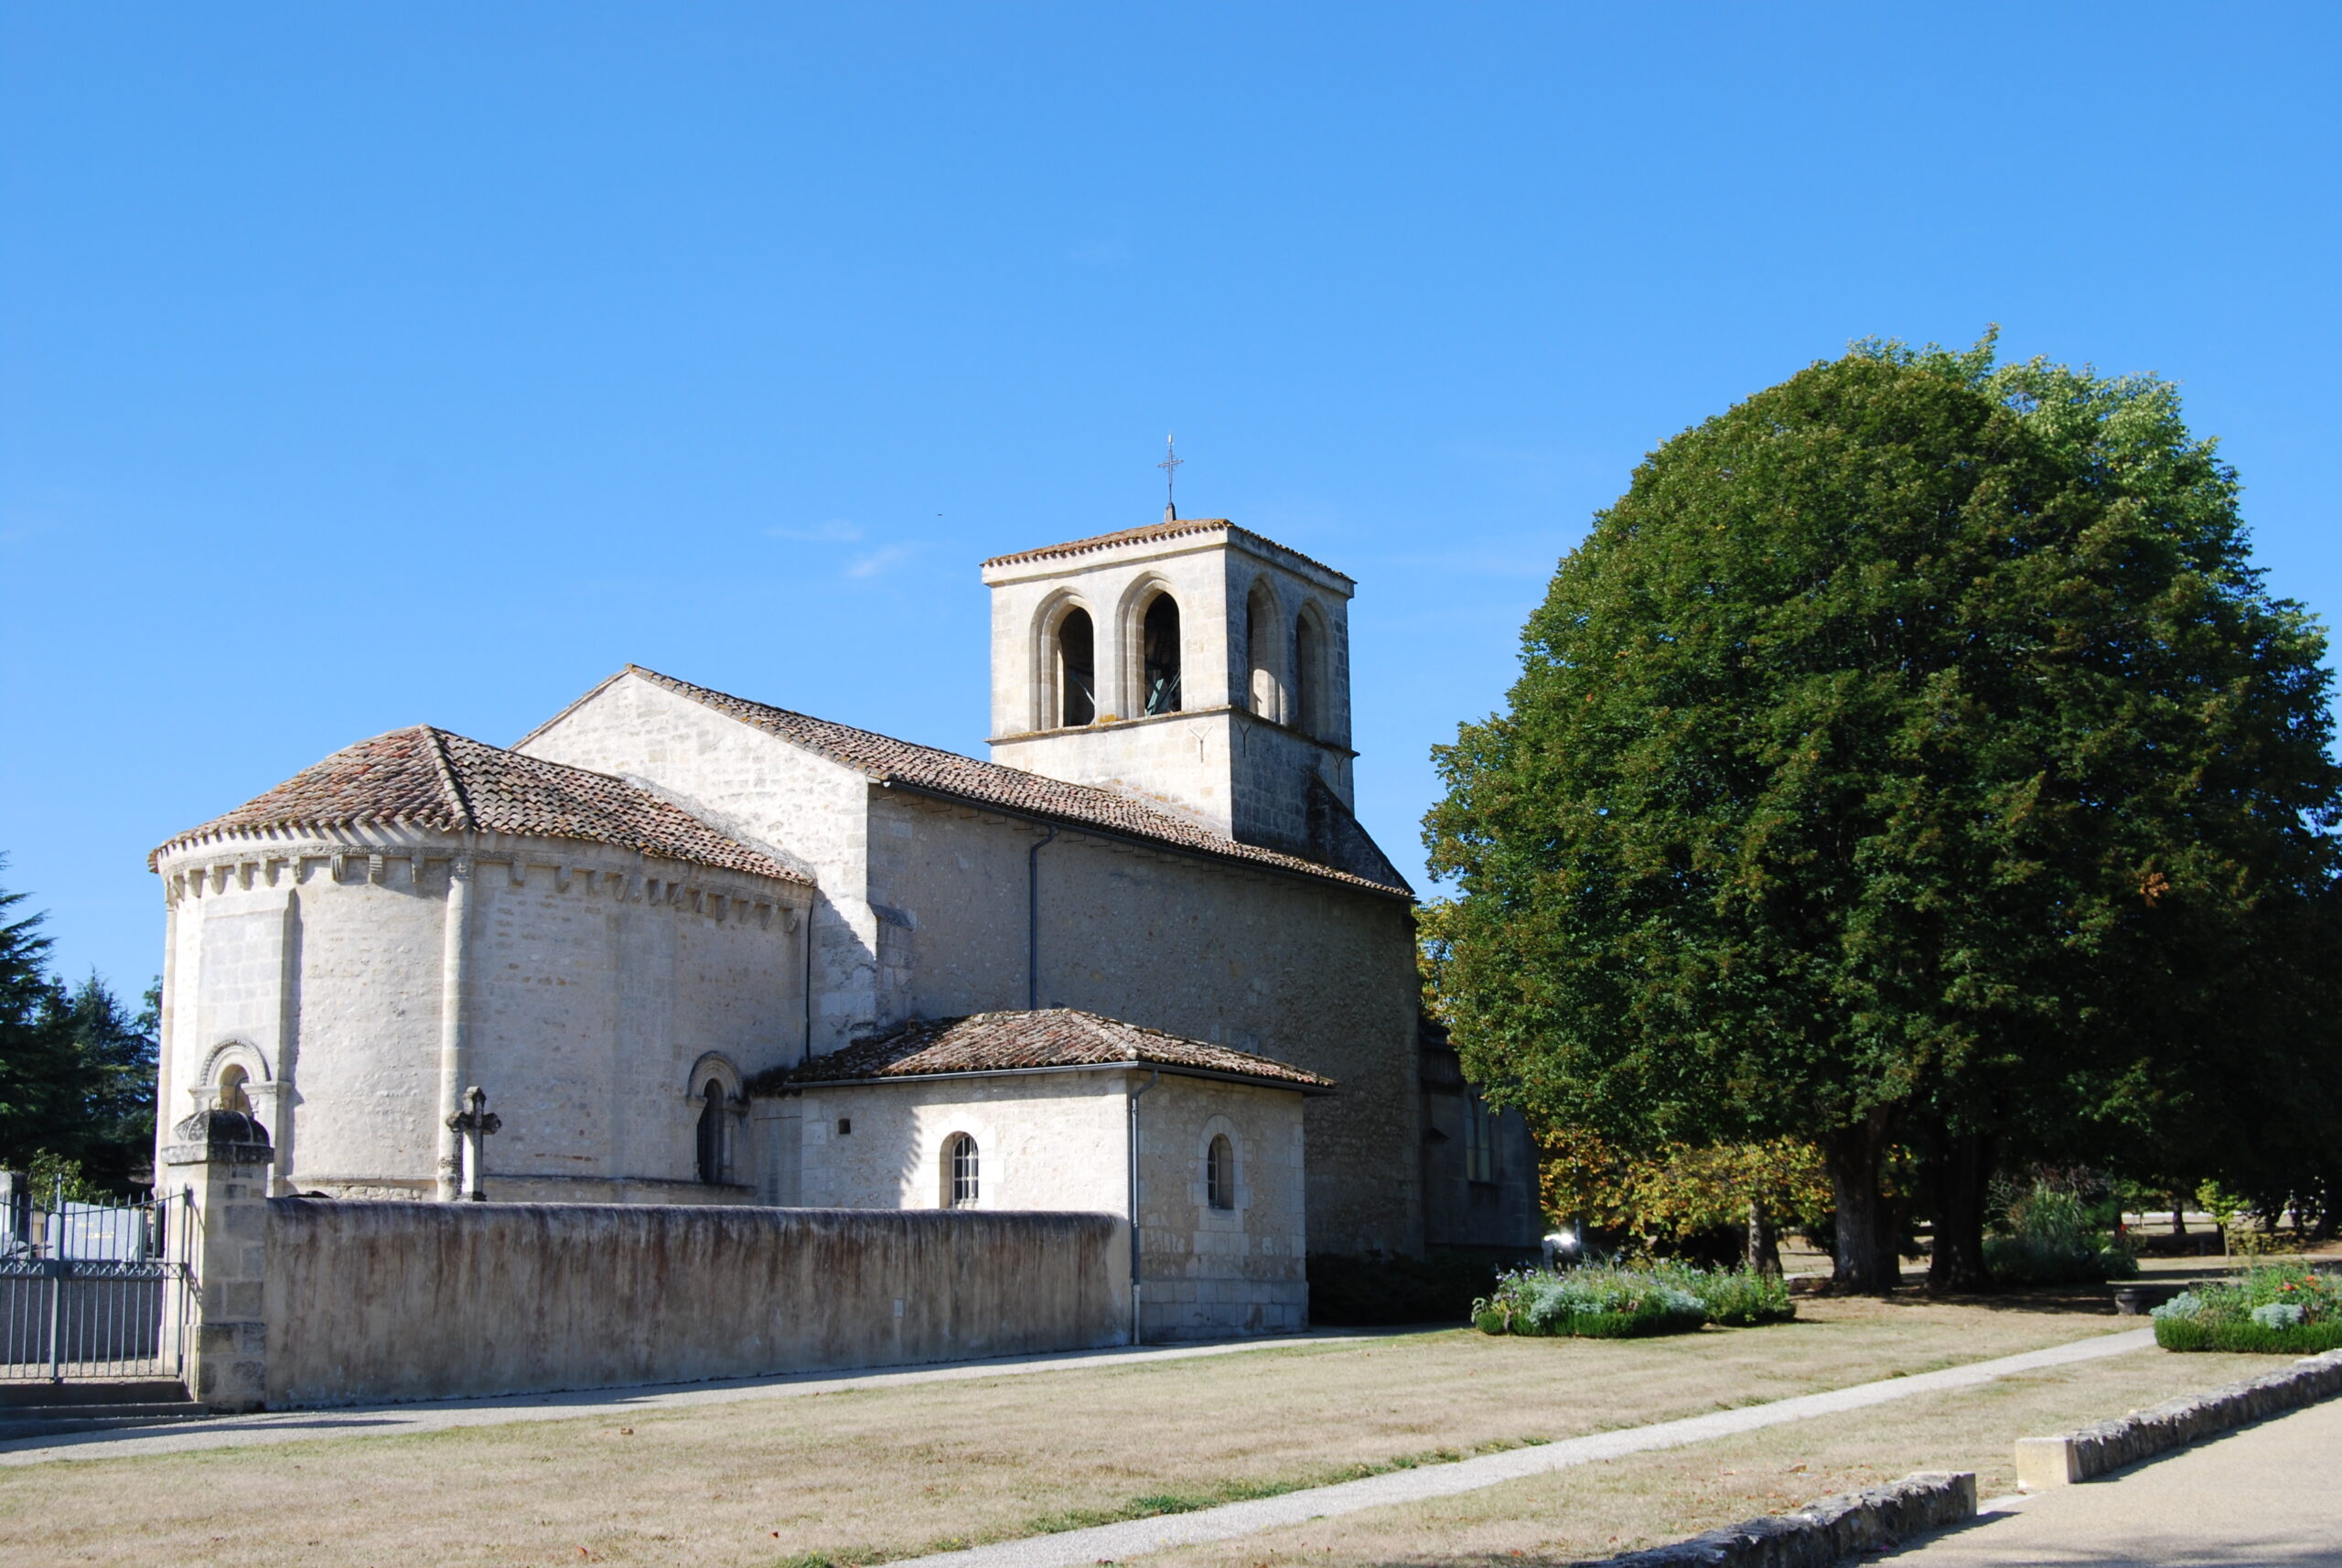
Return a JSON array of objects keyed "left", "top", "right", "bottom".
[
  {"left": 1294, "top": 609, "right": 1324, "bottom": 737},
  {"left": 1142, "top": 595, "right": 1181, "bottom": 715},
  {"left": 942, "top": 1133, "right": 980, "bottom": 1208},
  {"left": 1464, "top": 1093, "right": 1496, "bottom": 1184},
  {"left": 1058, "top": 608, "right": 1096, "bottom": 726},
  {"left": 696, "top": 1079, "right": 729, "bottom": 1185},
  {"left": 216, "top": 1063, "right": 252, "bottom": 1115},
  {"left": 1206, "top": 1133, "right": 1235, "bottom": 1210},
  {"left": 1245, "top": 583, "right": 1283, "bottom": 722}
]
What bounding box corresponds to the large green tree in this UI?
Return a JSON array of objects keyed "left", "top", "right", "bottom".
[{"left": 1423, "top": 339, "right": 2342, "bottom": 1291}]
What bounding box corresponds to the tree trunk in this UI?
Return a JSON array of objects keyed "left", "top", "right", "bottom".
[
  {"left": 1926, "top": 1127, "right": 1992, "bottom": 1294},
  {"left": 1746, "top": 1195, "right": 1781, "bottom": 1275},
  {"left": 1823, "top": 1109, "right": 1898, "bottom": 1294}
]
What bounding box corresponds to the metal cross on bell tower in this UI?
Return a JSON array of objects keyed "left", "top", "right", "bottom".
[{"left": 1157, "top": 434, "right": 1184, "bottom": 523}]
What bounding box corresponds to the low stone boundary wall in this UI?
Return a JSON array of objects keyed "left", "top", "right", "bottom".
[
  {"left": 2014, "top": 1347, "right": 2342, "bottom": 1487},
  {"left": 1574, "top": 1471, "right": 1977, "bottom": 1568},
  {"left": 264, "top": 1201, "right": 1127, "bottom": 1408}
]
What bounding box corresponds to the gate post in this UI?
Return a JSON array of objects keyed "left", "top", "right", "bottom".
[{"left": 162, "top": 1109, "right": 274, "bottom": 1412}]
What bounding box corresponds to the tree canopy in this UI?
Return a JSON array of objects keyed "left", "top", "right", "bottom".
[
  {"left": 1423, "top": 338, "right": 2342, "bottom": 1288},
  {"left": 0, "top": 857, "right": 159, "bottom": 1194}
]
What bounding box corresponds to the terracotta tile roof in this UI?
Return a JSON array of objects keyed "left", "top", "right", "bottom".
[
  {"left": 753, "top": 1008, "right": 1334, "bottom": 1092},
  {"left": 153, "top": 726, "right": 807, "bottom": 884},
  {"left": 982, "top": 519, "right": 1351, "bottom": 584},
  {"left": 619, "top": 667, "right": 1411, "bottom": 897}
]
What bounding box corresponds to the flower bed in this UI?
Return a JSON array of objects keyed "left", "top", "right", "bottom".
[
  {"left": 2151, "top": 1264, "right": 2342, "bottom": 1353},
  {"left": 1472, "top": 1262, "right": 1792, "bottom": 1337}
]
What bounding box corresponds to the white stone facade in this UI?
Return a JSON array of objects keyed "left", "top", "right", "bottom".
[
  {"left": 153, "top": 827, "right": 811, "bottom": 1201},
  {"left": 150, "top": 518, "right": 1547, "bottom": 1300},
  {"left": 767, "top": 1069, "right": 1307, "bottom": 1340},
  {"left": 521, "top": 673, "right": 1425, "bottom": 1255}
]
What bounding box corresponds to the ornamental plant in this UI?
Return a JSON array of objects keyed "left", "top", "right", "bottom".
[
  {"left": 1982, "top": 1181, "right": 2138, "bottom": 1286},
  {"left": 1472, "top": 1261, "right": 1791, "bottom": 1338},
  {"left": 2151, "top": 1264, "right": 2342, "bottom": 1353}
]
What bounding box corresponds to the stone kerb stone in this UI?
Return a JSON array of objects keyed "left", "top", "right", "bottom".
[
  {"left": 1574, "top": 1472, "right": 1978, "bottom": 1568},
  {"left": 161, "top": 1108, "right": 275, "bottom": 1413},
  {"left": 2014, "top": 1347, "right": 2342, "bottom": 1487}
]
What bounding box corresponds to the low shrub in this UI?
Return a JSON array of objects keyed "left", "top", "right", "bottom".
[
  {"left": 1984, "top": 1182, "right": 2139, "bottom": 1285},
  {"left": 2151, "top": 1264, "right": 2342, "bottom": 1353},
  {"left": 1472, "top": 1262, "right": 1793, "bottom": 1338},
  {"left": 1982, "top": 1233, "right": 2141, "bottom": 1286},
  {"left": 1653, "top": 1261, "right": 1796, "bottom": 1326}
]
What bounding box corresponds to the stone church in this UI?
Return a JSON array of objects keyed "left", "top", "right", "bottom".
[{"left": 150, "top": 519, "right": 1538, "bottom": 1337}]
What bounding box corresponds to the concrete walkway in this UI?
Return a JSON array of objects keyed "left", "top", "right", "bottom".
[
  {"left": 878, "top": 1328, "right": 2157, "bottom": 1568},
  {"left": 0, "top": 1329, "right": 1384, "bottom": 1467},
  {"left": 1887, "top": 1395, "right": 2342, "bottom": 1566}
]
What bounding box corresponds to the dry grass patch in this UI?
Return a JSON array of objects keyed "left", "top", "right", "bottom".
[
  {"left": 1133, "top": 1348, "right": 2279, "bottom": 1568},
  {"left": 0, "top": 1294, "right": 2137, "bottom": 1568}
]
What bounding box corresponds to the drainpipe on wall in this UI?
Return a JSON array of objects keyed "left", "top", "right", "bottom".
[
  {"left": 1026, "top": 825, "right": 1058, "bottom": 1010},
  {"left": 1126, "top": 1068, "right": 1159, "bottom": 1347},
  {"left": 434, "top": 845, "right": 475, "bottom": 1202},
  {"left": 800, "top": 897, "right": 816, "bottom": 1066}
]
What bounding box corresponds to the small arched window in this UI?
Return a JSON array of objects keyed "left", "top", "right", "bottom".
[
  {"left": 1206, "top": 1133, "right": 1235, "bottom": 1210},
  {"left": 1058, "top": 608, "right": 1096, "bottom": 727},
  {"left": 1142, "top": 595, "right": 1182, "bottom": 715},
  {"left": 696, "top": 1079, "right": 729, "bottom": 1185},
  {"left": 1294, "top": 611, "right": 1323, "bottom": 737},
  {"left": 216, "top": 1063, "right": 252, "bottom": 1115},
  {"left": 943, "top": 1133, "right": 980, "bottom": 1208}
]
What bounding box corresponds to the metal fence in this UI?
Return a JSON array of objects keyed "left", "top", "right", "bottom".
[{"left": 0, "top": 1181, "right": 191, "bottom": 1383}]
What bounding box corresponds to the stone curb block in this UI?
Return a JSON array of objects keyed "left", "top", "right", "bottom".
[
  {"left": 1572, "top": 1470, "right": 1977, "bottom": 1568},
  {"left": 2014, "top": 1346, "right": 2342, "bottom": 1487}
]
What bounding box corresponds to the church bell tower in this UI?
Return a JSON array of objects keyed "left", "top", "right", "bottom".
[{"left": 981, "top": 520, "right": 1359, "bottom": 861}]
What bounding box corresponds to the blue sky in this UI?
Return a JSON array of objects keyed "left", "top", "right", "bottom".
[{"left": 4, "top": 4, "right": 2337, "bottom": 995}]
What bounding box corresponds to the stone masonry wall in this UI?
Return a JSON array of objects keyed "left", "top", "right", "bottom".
[
  {"left": 521, "top": 673, "right": 886, "bottom": 1054},
  {"left": 866, "top": 789, "right": 1421, "bottom": 1257},
  {"left": 775, "top": 1067, "right": 1307, "bottom": 1340},
  {"left": 263, "top": 1201, "right": 1125, "bottom": 1405}
]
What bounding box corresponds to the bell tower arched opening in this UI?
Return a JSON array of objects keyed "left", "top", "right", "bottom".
[
  {"left": 1244, "top": 581, "right": 1284, "bottom": 723},
  {"left": 1142, "top": 595, "right": 1182, "bottom": 715},
  {"left": 1058, "top": 608, "right": 1097, "bottom": 727},
  {"left": 1294, "top": 604, "right": 1327, "bottom": 738}
]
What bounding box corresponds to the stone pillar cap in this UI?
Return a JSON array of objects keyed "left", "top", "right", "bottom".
[{"left": 163, "top": 1108, "right": 274, "bottom": 1165}]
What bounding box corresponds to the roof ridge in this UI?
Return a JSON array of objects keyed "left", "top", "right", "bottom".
[
  {"left": 980, "top": 520, "right": 1350, "bottom": 583},
  {"left": 755, "top": 1006, "right": 1333, "bottom": 1093},
  {"left": 617, "top": 666, "right": 1409, "bottom": 897},
  {"left": 420, "top": 725, "right": 479, "bottom": 833},
  {"left": 151, "top": 722, "right": 810, "bottom": 886}
]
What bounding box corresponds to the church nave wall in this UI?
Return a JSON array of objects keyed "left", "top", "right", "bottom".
[
  {"left": 858, "top": 791, "right": 1423, "bottom": 1257},
  {"left": 519, "top": 671, "right": 886, "bottom": 1055}
]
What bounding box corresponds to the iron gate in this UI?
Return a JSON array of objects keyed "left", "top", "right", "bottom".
[{"left": 0, "top": 1182, "right": 191, "bottom": 1383}]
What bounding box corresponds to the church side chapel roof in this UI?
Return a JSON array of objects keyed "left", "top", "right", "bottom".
[
  {"left": 980, "top": 519, "right": 1351, "bottom": 584},
  {"left": 616, "top": 667, "right": 1412, "bottom": 897},
  {"left": 754, "top": 1008, "right": 1334, "bottom": 1092},
  {"left": 152, "top": 726, "right": 808, "bottom": 885}
]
